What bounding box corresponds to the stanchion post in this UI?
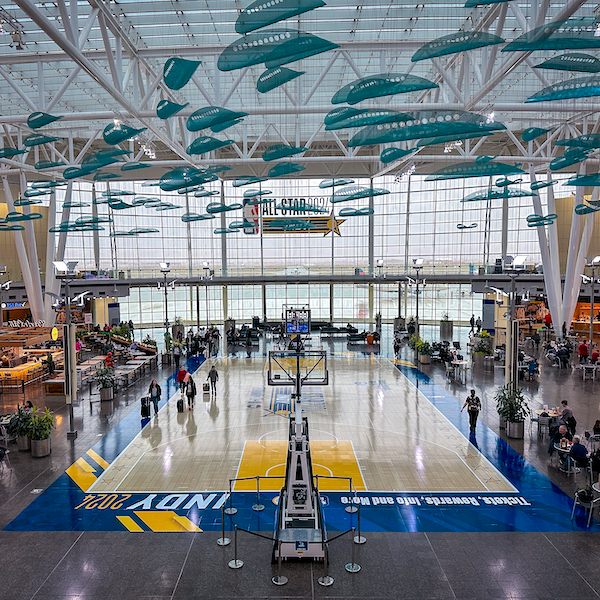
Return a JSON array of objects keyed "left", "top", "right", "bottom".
[
  {"left": 228, "top": 525, "right": 243, "bottom": 569},
  {"left": 317, "top": 544, "right": 334, "bottom": 587},
  {"left": 345, "top": 478, "right": 358, "bottom": 513},
  {"left": 216, "top": 504, "right": 230, "bottom": 546},
  {"left": 224, "top": 479, "right": 237, "bottom": 515},
  {"left": 272, "top": 539, "right": 288, "bottom": 586},
  {"left": 345, "top": 527, "right": 361, "bottom": 573},
  {"left": 252, "top": 475, "right": 265, "bottom": 512},
  {"left": 354, "top": 502, "right": 366, "bottom": 544}
]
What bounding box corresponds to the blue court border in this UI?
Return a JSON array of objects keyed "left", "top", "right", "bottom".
[{"left": 3, "top": 358, "right": 592, "bottom": 533}]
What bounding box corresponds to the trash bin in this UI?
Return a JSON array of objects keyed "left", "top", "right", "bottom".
[
  {"left": 366, "top": 334, "right": 374, "bottom": 344},
  {"left": 252, "top": 316, "right": 260, "bottom": 328}
]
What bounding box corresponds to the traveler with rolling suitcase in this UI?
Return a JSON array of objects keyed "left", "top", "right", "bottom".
[
  {"left": 185, "top": 375, "right": 197, "bottom": 408},
  {"left": 148, "top": 380, "right": 161, "bottom": 416}
]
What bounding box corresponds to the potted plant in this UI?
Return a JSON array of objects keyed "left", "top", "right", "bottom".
[
  {"left": 416, "top": 339, "right": 433, "bottom": 365},
  {"left": 8, "top": 406, "right": 32, "bottom": 451},
  {"left": 27, "top": 407, "right": 55, "bottom": 457},
  {"left": 495, "top": 384, "right": 531, "bottom": 438},
  {"left": 95, "top": 366, "right": 115, "bottom": 401},
  {"left": 162, "top": 331, "right": 173, "bottom": 364},
  {"left": 472, "top": 338, "right": 493, "bottom": 369},
  {"left": 439, "top": 312, "right": 453, "bottom": 339}
]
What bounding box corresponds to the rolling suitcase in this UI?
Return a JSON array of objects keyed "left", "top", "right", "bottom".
[
  {"left": 141, "top": 397, "right": 150, "bottom": 418},
  {"left": 177, "top": 398, "right": 184, "bottom": 413},
  {"left": 203, "top": 382, "right": 210, "bottom": 393}
]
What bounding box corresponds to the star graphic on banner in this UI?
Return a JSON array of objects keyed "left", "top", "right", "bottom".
[{"left": 325, "top": 212, "right": 342, "bottom": 236}]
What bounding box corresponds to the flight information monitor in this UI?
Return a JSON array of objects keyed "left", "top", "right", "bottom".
[{"left": 285, "top": 308, "right": 311, "bottom": 334}]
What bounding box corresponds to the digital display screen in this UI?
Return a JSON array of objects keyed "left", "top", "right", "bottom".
[{"left": 286, "top": 308, "right": 310, "bottom": 334}]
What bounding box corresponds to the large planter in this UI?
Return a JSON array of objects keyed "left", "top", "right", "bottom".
[
  {"left": 17, "top": 435, "right": 30, "bottom": 452},
  {"left": 440, "top": 321, "right": 454, "bottom": 339},
  {"left": 499, "top": 416, "right": 507, "bottom": 429},
  {"left": 100, "top": 387, "right": 114, "bottom": 401},
  {"left": 419, "top": 353, "right": 431, "bottom": 365},
  {"left": 472, "top": 353, "right": 485, "bottom": 369},
  {"left": 161, "top": 352, "right": 172, "bottom": 365},
  {"left": 506, "top": 420, "right": 525, "bottom": 439},
  {"left": 31, "top": 437, "right": 51, "bottom": 458}
]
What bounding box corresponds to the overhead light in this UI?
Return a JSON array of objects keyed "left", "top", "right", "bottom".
[
  {"left": 376, "top": 259, "right": 384, "bottom": 267},
  {"left": 159, "top": 262, "right": 170, "bottom": 272}
]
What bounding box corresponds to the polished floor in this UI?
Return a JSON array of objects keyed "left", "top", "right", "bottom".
[{"left": 2, "top": 327, "right": 600, "bottom": 598}]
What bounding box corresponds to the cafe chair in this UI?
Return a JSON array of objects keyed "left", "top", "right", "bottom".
[
  {"left": 571, "top": 488, "right": 600, "bottom": 528},
  {"left": 445, "top": 362, "right": 453, "bottom": 381},
  {"left": 536, "top": 415, "right": 550, "bottom": 440},
  {"left": 0, "top": 447, "right": 11, "bottom": 474},
  {"left": 0, "top": 425, "right": 16, "bottom": 446}
]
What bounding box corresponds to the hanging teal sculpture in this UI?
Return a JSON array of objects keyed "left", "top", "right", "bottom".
[
  {"left": 550, "top": 148, "right": 593, "bottom": 171},
  {"left": 268, "top": 162, "right": 305, "bottom": 178},
  {"left": 427, "top": 159, "right": 525, "bottom": 181},
  {"left": 338, "top": 207, "right": 374, "bottom": 217},
  {"left": 5, "top": 211, "right": 42, "bottom": 221},
  {"left": 380, "top": 147, "right": 415, "bottom": 163},
  {"left": 457, "top": 223, "right": 478, "bottom": 229},
  {"left": 575, "top": 203, "right": 600, "bottom": 215},
  {"left": 525, "top": 75, "right": 600, "bottom": 103},
  {"left": 229, "top": 220, "right": 259, "bottom": 229},
  {"left": 564, "top": 173, "right": 600, "bottom": 186},
  {"left": 63, "top": 166, "right": 95, "bottom": 180},
  {"left": 332, "top": 73, "right": 437, "bottom": 105},
  {"left": 464, "top": 0, "right": 509, "bottom": 7},
  {"left": 186, "top": 136, "right": 234, "bottom": 155},
  {"left": 331, "top": 186, "right": 390, "bottom": 203},
  {"left": 24, "top": 134, "right": 60, "bottom": 147},
  {"left": 207, "top": 202, "right": 243, "bottom": 214},
  {"left": 495, "top": 177, "right": 522, "bottom": 187},
  {"left": 556, "top": 134, "right": 600, "bottom": 149},
  {"left": 461, "top": 188, "right": 537, "bottom": 202},
  {"left": 26, "top": 111, "right": 63, "bottom": 129},
  {"left": 348, "top": 110, "right": 505, "bottom": 147},
  {"left": 142, "top": 198, "right": 162, "bottom": 206},
  {"left": 0, "top": 148, "right": 27, "bottom": 159},
  {"left": 107, "top": 200, "right": 134, "bottom": 210},
  {"left": 521, "top": 127, "right": 551, "bottom": 142},
  {"left": 62, "top": 202, "right": 89, "bottom": 208},
  {"left": 0, "top": 224, "right": 24, "bottom": 231},
  {"left": 181, "top": 213, "right": 215, "bottom": 222},
  {"left": 417, "top": 131, "right": 495, "bottom": 147},
  {"left": 176, "top": 185, "right": 204, "bottom": 194},
  {"left": 214, "top": 228, "right": 238, "bottom": 234},
  {"left": 194, "top": 190, "right": 220, "bottom": 198},
  {"left": 160, "top": 167, "right": 219, "bottom": 191},
  {"left": 121, "top": 162, "right": 151, "bottom": 172},
  {"left": 156, "top": 100, "right": 189, "bottom": 120},
  {"left": 244, "top": 189, "right": 272, "bottom": 197},
  {"left": 503, "top": 18, "right": 600, "bottom": 52},
  {"left": 325, "top": 108, "right": 411, "bottom": 130},
  {"left": 102, "top": 190, "right": 136, "bottom": 197},
  {"left": 76, "top": 217, "right": 112, "bottom": 225},
  {"left": 103, "top": 123, "right": 146, "bottom": 145},
  {"left": 187, "top": 107, "right": 248, "bottom": 132},
  {"left": 262, "top": 144, "right": 307, "bottom": 161},
  {"left": 412, "top": 32, "right": 504, "bottom": 62},
  {"left": 530, "top": 180, "right": 557, "bottom": 190},
  {"left": 218, "top": 30, "right": 338, "bottom": 72},
  {"left": 206, "top": 165, "right": 232, "bottom": 174},
  {"left": 154, "top": 203, "right": 181, "bottom": 211},
  {"left": 257, "top": 67, "right": 304, "bottom": 93},
  {"left": 163, "top": 57, "right": 201, "bottom": 90},
  {"left": 319, "top": 178, "right": 355, "bottom": 188},
  {"left": 14, "top": 198, "right": 43, "bottom": 206},
  {"left": 31, "top": 181, "right": 66, "bottom": 189},
  {"left": 233, "top": 176, "right": 268, "bottom": 187},
  {"left": 94, "top": 172, "right": 121, "bottom": 181},
  {"left": 23, "top": 189, "right": 50, "bottom": 198},
  {"left": 534, "top": 53, "right": 600, "bottom": 73},
  {"left": 527, "top": 213, "right": 558, "bottom": 227},
  {"left": 235, "top": 0, "right": 325, "bottom": 34}
]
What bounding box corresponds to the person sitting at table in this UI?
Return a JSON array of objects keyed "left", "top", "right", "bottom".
[
  {"left": 103, "top": 323, "right": 110, "bottom": 332},
  {"left": 560, "top": 435, "right": 589, "bottom": 472},
  {"left": 591, "top": 345, "right": 600, "bottom": 364},
  {"left": 557, "top": 345, "right": 570, "bottom": 368},
  {"left": 593, "top": 420, "right": 600, "bottom": 436},
  {"left": 548, "top": 425, "right": 572, "bottom": 456},
  {"left": 130, "top": 341, "right": 138, "bottom": 352}
]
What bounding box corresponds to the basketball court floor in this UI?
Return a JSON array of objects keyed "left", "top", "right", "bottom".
[{"left": 3, "top": 351, "right": 585, "bottom": 533}]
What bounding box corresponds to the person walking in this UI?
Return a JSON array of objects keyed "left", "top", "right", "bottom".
[
  {"left": 469, "top": 314, "right": 475, "bottom": 334},
  {"left": 461, "top": 389, "right": 482, "bottom": 433},
  {"left": 173, "top": 343, "right": 182, "bottom": 369},
  {"left": 148, "top": 379, "right": 161, "bottom": 416},
  {"left": 207, "top": 365, "right": 219, "bottom": 395},
  {"left": 176, "top": 366, "right": 187, "bottom": 392},
  {"left": 185, "top": 375, "right": 197, "bottom": 408},
  {"left": 475, "top": 316, "right": 482, "bottom": 334}
]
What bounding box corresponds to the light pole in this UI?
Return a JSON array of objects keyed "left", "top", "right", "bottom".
[
  {"left": 0, "top": 265, "right": 11, "bottom": 326},
  {"left": 203, "top": 261, "right": 210, "bottom": 327},
  {"left": 503, "top": 255, "right": 527, "bottom": 392},
  {"left": 413, "top": 258, "right": 424, "bottom": 344},
  {"left": 159, "top": 262, "right": 170, "bottom": 336},
  {"left": 585, "top": 256, "right": 600, "bottom": 350},
  {"left": 376, "top": 259, "right": 383, "bottom": 332},
  {"left": 53, "top": 260, "right": 80, "bottom": 441}
]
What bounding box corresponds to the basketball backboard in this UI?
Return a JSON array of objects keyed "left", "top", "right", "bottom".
[{"left": 267, "top": 350, "right": 328, "bottom": 386}]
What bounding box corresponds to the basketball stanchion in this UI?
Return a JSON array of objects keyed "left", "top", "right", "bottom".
[
  {"left": 272, "top": 539, "right": 288, "bottom": 586},
  {"left": 228, "top": 525, "right": 243, "bottom": 569},
  {"left": 354, "top": 502, "right": 366, "bottom": 544},
  {"left": 252, "top": 475, "right": 265, "bottom": 512},
  {"left": 224, "top": 479, "right": 237, "bottom": 515},
  {"left": 216, "top": 504, "right": 230, "bottom": 546},
  {"left": 317, "top": 544, "right": 334, "bottom": 587},
  {"left": 345, "top": 527, "right": 361, "bottom": 573},
  {"left": 345, "top": 478, "right": 358, "bottom": 513}
]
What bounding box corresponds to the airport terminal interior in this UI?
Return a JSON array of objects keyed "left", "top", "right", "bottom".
[{"left": 4, "top": 1, "right": 600, "bottom": 598}]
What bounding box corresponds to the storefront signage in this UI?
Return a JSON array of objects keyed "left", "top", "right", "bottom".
[
  {"left": 51, "top": 327, "right": 59, "bottom": 341},
  {"left": 8, "top": 319, "right": 45, "bottom": 327},
  {"left": 2, "top": 301, "right": 26, "bottom": 308}
]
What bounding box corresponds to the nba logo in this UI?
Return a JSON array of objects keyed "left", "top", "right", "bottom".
[{"left": 243, "top": 199, "right": 259, "bottom": 235}]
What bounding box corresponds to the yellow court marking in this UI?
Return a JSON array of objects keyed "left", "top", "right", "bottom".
[
  {"left": 134, "top": 511, "right": 201, "bottom": 532},
  {"left": 66, "top": 461, "right": 98, "bottom": 492},
  {"left": 87, "top": 449, "right": 110, "bottom": 469},
  {"left": 116, "top": 515, "right": 144, "bottom": 532},
  {"left": 395, "top": 358, "right": 416, "bottom": 367},
  {"left": 235, "top": 440, "right": 366, "bottom": 492},
  {"left": 75, "top": 457, "right": 96, "bottom": 472}
]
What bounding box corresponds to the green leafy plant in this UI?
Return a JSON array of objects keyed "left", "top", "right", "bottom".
[
  {"left": 95, "top": 366, "right": 115, "bottom": 389},
  {"left": 174, "top": 316, "right": 183, "bottom": 326},
  {"left": 142, "top": 335, "right": 157, "bottom": 349},
  {"left": 111, "top": 324, "right": 131, "bottom": 341},
  {"left": 8, "top": 406, "right": 32, "bottom": 437},
  {"left": 441, "top": 312, "right": 450, "bottom": 322},
  {"left": 477, "top": 329, "right": 492, "bottom": 338},
  {"left": 416, "top": 339, "right": 433, "bottom": 355},
  {"left": 409, "top": 334, "right": 417, "bottom": 350},
  {"left": 27, "top": 407, "right": 55, "bottom": 441},
  {"left": 495, "top": 384, "right": 531, "bottom": 423},
  {"left": 473, "top": 339, "right": 493, "bottom": 355}
]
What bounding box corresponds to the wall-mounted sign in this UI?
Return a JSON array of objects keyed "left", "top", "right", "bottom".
[
  {"left": 84, "top": 313, "right": 93, "bottom": 325},
  {"left": 1, "top": 302, "right": 26, "bottom": 308},
  {"left": 51, "top": 327, "right": 59, "bottom": 341}
]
